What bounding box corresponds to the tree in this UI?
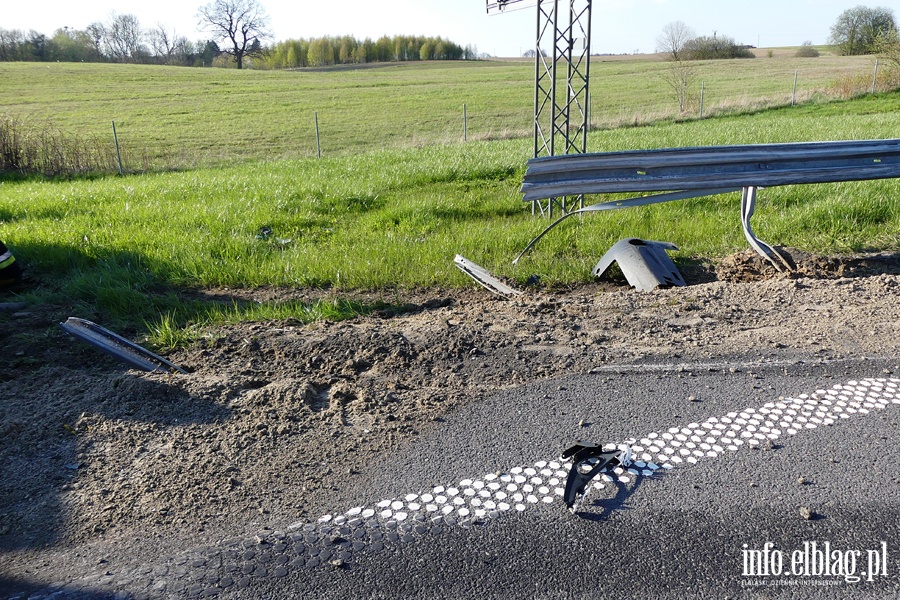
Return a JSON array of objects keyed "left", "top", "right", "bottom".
[
  {"left": 306, "top": 38, "right": 332, "bottom": 67},
  {"left": 419, "top": 41, "right": 433, "bottom": 61},
  {"left": 873, "top": 26, "right": 900, "bottom": 72},
  {"left": 660, "top": 60, "right": 698, "bottom": 112},
  {"left": 25, "top": 31, "right": 49, "bottom": 61},
  {"left": 85, "top": 23, "right": 106, "bottom": 58},
  {"left": 146, "top": 24, "right": 192, "bottom": 65},
  {"left": 829, "top": 5, "right": 896, "bottom": 56},
  {"left": 197, "top": 40, "right": 221, "bottom": 66},
  {"left": 656, "top": 21, "right": 695, "bottom": 61},
  {"left": 103, "top": 13, "right": 145, "bottom": 62},
  {"left": 197, "top": 0, "right": 271, "bottom": 69},
  {"left": 49, "top": 28, "right": 101, "bottom": 62}
]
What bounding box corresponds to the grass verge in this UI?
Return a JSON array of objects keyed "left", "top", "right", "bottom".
[{"left": 2, "top": 91, "right": 900, "bottom": 348}]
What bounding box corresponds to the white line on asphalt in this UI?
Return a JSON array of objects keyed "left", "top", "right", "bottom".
[{"left": 297, "top": 378, "right": 900, "bottom": 531}]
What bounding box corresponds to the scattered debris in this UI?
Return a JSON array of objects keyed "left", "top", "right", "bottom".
[
  {"left": 561, "top": 441, "right": 631, "bottom": 511},
  {"left": 593, "top": 238, "right": 686, "bottom": 292},
  {"left": 799, "top": 506, "right": 818, "bottom": 520},
  {"left": 454, "top": 255, "right": 523, "bottom": 298},
  {"left": 255, "top": 225, "right": 291, "bottom": 246},
  {"left": 59, "top": 317, "right": 188, "bottom": 374}
]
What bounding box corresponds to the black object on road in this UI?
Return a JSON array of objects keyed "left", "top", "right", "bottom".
[{"left": 561, "top": 441, "right": 630, "bottom": 511}]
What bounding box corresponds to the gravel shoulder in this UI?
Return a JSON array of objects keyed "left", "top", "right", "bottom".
[{"left": 2, "top": 248, "right": 900, "bottom": 594}]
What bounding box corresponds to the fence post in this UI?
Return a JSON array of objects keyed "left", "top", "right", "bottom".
[
  {"left": 872, "top": 59, "right": 879, "bottom": 94},
  {"left": 112, "top": 121, "right": 124, "bottom": 176},
  {"left": 315, "top": 112, "right": 321, "bottom": 159},
  {"left": 699, "top": 81, "right": 705, "bottom": 118},
  {"left": 791, "top": 70, "right": 798, "bottom": 106},
  {"left": 463, "top": 103, "right": 468, "bottom": 142}
]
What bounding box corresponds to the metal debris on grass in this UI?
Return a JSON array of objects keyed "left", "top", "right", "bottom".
[{"left": 454, "top": 255, "right": 523, "bottom": 298}]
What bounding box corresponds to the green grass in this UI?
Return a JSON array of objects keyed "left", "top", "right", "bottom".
[
  {"left": 0, "top": 54, "right": 882, "bottom": 167},
  {"left": 1, "top": 59, "right": 899, "bottom": 348}
]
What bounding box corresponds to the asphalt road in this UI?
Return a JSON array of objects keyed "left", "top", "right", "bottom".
[
  {"left": 8, "top": 357, "right": 900, "bottom": 599},
  {"left": 230, "top": 357, "right": 900, "bottom": 600}
]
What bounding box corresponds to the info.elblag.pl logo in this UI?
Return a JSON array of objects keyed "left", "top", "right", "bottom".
[{"left": 742, "top": 541, "right": 889, "bottom": 584}]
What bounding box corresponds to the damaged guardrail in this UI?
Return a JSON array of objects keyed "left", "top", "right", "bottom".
[
  {"left": 518, "top": 138, "right": 900, "bottom": 271},
  {"left": 60, "top": 317, "right": 187, "bottom": 374}
]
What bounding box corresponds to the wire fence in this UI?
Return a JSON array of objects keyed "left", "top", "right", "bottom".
[{"left": 2, "top": 61, "right": 897, "bottom": 178}]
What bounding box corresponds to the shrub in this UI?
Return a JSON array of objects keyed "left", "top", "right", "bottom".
[
  {"left": 829, "top": 73, "right": 874, "bottom": 99},
  {"left": 683, "top": 34, "right": 755, "bottom": 60},
  {"left": 796, "top": 41, "right": 820, "bottom": 58}
]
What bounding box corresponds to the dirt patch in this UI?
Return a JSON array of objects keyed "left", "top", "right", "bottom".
[{"left": 2, "top": 249, "right": 900, "bottom": 589}]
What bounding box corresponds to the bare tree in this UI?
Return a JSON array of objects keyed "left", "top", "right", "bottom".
[
  {"left": 86, "top": 22, "right": 106, "bottom": 57},
  {"left": 148, "top": 24, "right": 190, "bottom": 64},
  {"left": 873, "top": 26, "right": 900, "bottom": 73},
  {"left": 148, "top": 24, "right": 172, "bottom": 62},
  {"left": 104, "top": 13, "right": 145, "bottom": 62},
  {"left": 656, "top": 21, "right": 695, "bottom": 61},
  {"left": 660, "top": 60, "right": 698, "bottom": 113},
  {"left": 196, "top": 0, "right": 271, "bottom": 68}
]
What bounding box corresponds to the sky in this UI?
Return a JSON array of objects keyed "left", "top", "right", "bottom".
[{"left": 1, "top": 0, "right": 896, "bottom": 57}]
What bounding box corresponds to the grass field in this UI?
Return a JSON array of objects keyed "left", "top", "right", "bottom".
[
  {"left": 0, "top": 53, "right": 882, "bottom": 166},
  {"left": 1, "top": 56, "right": 899, "bottom": 346}
]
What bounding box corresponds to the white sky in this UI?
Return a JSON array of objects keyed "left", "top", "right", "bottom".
[{"left": 1, "top": 0, "right": 896, "bottom": 57}]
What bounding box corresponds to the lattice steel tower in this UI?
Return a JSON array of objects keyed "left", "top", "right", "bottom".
[{"left": 488, "top": 0, "right": 593, "bottom": 216}]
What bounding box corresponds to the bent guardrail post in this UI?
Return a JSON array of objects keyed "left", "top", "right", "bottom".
[
  {"left": 740, "top": 186, "right": 793, "bottom": 272},
  {"left": 513, "top": 188, "right": 738, "bottom": 264}
]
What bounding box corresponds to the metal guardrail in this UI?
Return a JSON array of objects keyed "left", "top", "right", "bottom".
[
  {"left": 518, "top": 138, "right": 900, "bottom": 270},
  {"left": 522, "top": 138, "right": 900, "bottom": 199}
]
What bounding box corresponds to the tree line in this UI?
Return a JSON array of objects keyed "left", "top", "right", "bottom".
[
  {"left": 265, "top": 35, "right": 477, "bottom": 69},
  {"left": 0, "top": 16, "right": 474, "bottom": 68},
  {"left": 0, "top": 20, "right": 221, "bottom": 66}
]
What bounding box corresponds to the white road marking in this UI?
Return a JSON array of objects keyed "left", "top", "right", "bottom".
[
  {"left": 45, "top": 378, "right": 900, "bottom": 597},
  {"left": 295, "top": 378, "right": 900, "bottom": 532}
]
